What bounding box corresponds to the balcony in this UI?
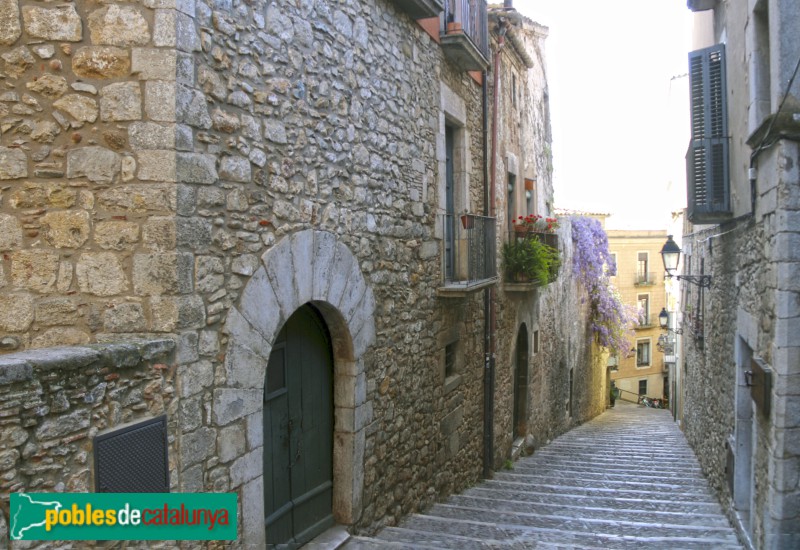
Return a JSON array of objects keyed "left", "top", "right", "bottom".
[
  {"left": 440, "top": 0, "right": 490, "bottom": 71},
  {"left": 635, "top": 314, "right": 656, "bottom": 330},
  {"left": 439, "top": 213, "right": 497, "bottom": 296},
  {"left": 634, "top": 272, "right": 657, "bottom": 286},
  {"left": 390, "top": 0, "right": 443, "bottom": 19},
  {"left": 503, "top": 230, "right": 560, "bottom": 292}
]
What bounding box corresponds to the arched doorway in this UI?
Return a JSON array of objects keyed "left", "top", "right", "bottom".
[
  {"left": 221, "top": 230, "right": 376, "bottom": 547},
  {"left": 512, "top": 324, "right": 529, "bottom": 438},
  {"left": 264, "top": 304, "right": 334, "bottom": 546}
]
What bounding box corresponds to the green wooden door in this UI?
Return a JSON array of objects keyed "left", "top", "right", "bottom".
[{"left": 264, "top": 306, "right": 334, "bottom": 547}]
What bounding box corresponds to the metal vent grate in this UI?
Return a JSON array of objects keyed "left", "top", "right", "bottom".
[{"left": 94, "top": 416, "right": 170, "bottom": 493}]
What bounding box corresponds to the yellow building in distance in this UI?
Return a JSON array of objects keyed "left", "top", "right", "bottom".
[{"left": 607, "top": 229, "right": 669, "bottom": 402}]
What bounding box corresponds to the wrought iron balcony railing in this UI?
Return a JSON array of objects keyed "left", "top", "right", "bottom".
[
  {"left": 440, "top": 0, "right": 490, "bottom": 71},
  {"left": 635, "top": 314, "right": 656, "bottom": 329},
  {"left": 439, "top": 213, "right": 497, "bottom": 295},
  {"left": 634, "top": 272, "right": 657, "bottom": 286}
]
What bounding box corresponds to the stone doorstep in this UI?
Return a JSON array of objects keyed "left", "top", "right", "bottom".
[{"left": 305, "top": 524, "right": 350, "bottom": 549}]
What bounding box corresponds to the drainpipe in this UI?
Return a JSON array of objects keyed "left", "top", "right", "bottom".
[
  {"left": 481, "top": 70, "right": 493, "bottom": 480},
  {"left": 482, "top": 22, "right": 506, "bottom": 479}
]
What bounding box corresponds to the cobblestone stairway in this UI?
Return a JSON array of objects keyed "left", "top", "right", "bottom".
[{"left": 344, "top": 402, "right": 743, "bottom": 549}]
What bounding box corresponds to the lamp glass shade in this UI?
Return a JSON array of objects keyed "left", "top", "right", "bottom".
[
  {"left": 659, "top": 307, "right": 669, "bottom": 329},
  {"left": 661, "top": 235, "right": 681, "bottom": 274}
]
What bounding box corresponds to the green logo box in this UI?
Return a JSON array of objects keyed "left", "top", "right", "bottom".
[{"left": 9, "top": 493, "right": 237, "bottom": 541}]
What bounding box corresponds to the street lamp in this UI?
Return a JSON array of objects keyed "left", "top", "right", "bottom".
[
  {"left": 660, "top": 235, "right": 712, "bottom": 288},
  {"left": 658, "top": 307, "right": 669, "bottom": 330},
  {"left": 658, "top": 307, "right": 683, "bottom": 335}
]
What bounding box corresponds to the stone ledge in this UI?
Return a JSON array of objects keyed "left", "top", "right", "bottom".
[{"left": 0, "top": 339, "right": 175, "bottom": 385}]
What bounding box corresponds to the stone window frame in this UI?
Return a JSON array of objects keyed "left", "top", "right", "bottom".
[
  {"left": 637, "top": 292, "right": 651, "bottom": 325},
  {"left": 747, "top": 0, "right": 772, "bottom": 136},
  {"left": 636, "top": 250, "right": 649, "bottom": 280},
  {"left": 436, "top": 82, "right": 471, "bottom": 227},
  {"left": 636, "top": 338, "right": 652, "bottom": 368}
]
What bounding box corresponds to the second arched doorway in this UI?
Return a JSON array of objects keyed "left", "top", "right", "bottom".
[{"left": 513, "top": 324, "right": 529, "bottom": 439}]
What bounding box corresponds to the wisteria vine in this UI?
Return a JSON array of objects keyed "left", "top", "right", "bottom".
[{"left": 570, "top": 216, "right": 636, "bottom": 356}]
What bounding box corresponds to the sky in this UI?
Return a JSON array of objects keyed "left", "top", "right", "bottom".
[{"left": 513, "top": 0, "right": 695, "bottom": 230}]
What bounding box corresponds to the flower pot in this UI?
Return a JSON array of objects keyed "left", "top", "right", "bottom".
[
  {"left": 524, "top": 178, "right": 535, "bottom": 191},
  {"left": 460, "top": 214, "right": 474, "bottom": 229},
  {"left": 446, "top": 21, "right": 462, "bottom": 33}
]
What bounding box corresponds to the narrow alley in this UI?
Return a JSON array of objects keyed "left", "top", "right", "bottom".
[{"left": 346, "top": 403, "right": 742, "bottom": 549}]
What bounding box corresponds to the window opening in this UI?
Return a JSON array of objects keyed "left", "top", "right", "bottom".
[{"left": 637, "top": 340, "right": 651, "bottom": 367}]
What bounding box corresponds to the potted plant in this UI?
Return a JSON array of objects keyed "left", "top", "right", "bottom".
[{"left": 502, "top": 236, "right": 559, "bottom": 284}]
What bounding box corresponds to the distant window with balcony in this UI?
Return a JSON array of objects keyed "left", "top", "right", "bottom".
[
  {"left": 507, "top": 173, "right": 516, "bottom": 233},
  {"left": 636, "top": 252, "right": 649, "bottom": 284},
  {"left": 637, "top": 294, "right": 650, "bottom": 326},
  {"left": 637, "top": 340, "right": 651, "bottom": 367}
]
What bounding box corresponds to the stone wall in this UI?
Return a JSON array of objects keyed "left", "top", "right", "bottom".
[
  {"left": 487, "top": 13, "right": 606, "bottom": 466},
  {"left": 681, "top": 139, "right": 800, "bottom": 548},
  {"left": 0, "top": 0, "right": 605, "bottom": 545},
  {"left": 0, "top": 339, "right": 176, "bottom": 546}
]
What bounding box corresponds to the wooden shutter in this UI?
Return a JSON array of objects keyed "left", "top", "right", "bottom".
[{"left": 686, "top": 44, "right": 731, "bottom": 223}]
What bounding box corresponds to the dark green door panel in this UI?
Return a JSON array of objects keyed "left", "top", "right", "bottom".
[{"left": 264, "top": 305, "right": 334, "bottom": 547}]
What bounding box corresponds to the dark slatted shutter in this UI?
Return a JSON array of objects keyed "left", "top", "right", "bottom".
[{"left": 686, "top": 44, "right": 731, "bottom": 223}]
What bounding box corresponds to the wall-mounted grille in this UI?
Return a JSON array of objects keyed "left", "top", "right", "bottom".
[{"left": 94, "top": 416, "right": 170, "bottom": 493}]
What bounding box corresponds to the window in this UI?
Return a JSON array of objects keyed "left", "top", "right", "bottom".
[
  {"left": 533, "top": 330, "right": 540, "bottom": 354},
  {"left": 637, "top": 294, "right": 650, "bottom": 326},
  {"left": 637, "top": 252, "right": 648, "bottom": 283},
  {"left": 507, "top": 173, "right": 516, "bottom": 233},
  {"left": 687, "top": 44, "right": 730, "bottom": 223},
  {"left": 445, "top": 341, "right": 457, "bottom": 378},
  {"left": 637, "top": 340, "right": 651, "bottom": 367},
  {"left": 608, "top": 253, "right": 617, "bottom": 277},
  {"left": 512, "top": 74, "right": 517, "bottom": 109},
  {"left": 749, "top": 0, "right": 771, "bottom": 134},
  {"left": 638, "top": 379, "right": 648, "bottom": 396},
  {"left": 524, "top": 178, "right": 536, "bottom": 216}
]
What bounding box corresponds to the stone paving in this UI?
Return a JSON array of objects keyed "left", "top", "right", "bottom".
[{"left": 345, "top": 402, "right": 743, "bottom": 549}]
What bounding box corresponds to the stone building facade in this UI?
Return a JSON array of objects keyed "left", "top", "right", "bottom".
[
  {"left": 0, "top": 0, "right": 606, "bottom": 546},
  {"left": 680, "top": 1, "right": 800, "bottom": 548}
]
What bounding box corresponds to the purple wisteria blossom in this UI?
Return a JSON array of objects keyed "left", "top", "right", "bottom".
[{"left": 571, "top": 217, "right": 636, "bottom": 355}]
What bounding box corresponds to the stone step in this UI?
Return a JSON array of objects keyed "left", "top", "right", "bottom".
[
  {"left": 462, "top": 485, "right": 727, "bottom": 514},
  {"left": 492, "top": 470, "right": 714, "bottom": 493},
  {"left": 501, "top": 466, "right": 706, "bottom": 485},
  {"left": 526, "top": 448, "right": 700, "bottom": 463},
  {"left": 426, "top": 502, "right": 738, "bottom": 537},
  {"left": 513, "top": 459, "right": 704, "bottom": 476},
  {"left": 479, "top": 478, "right": 718, "bottom": 502},
  {"left": 378, "top": 516, "right": 741, "bottom": 550},
  {"left": 446, "top": 494, "right": 733, "bottom": 526},
  {"left": 343, "top": 536, "right": 443, "bottom": 549},
  {"left": 511, "top": 463, "right": 704, "bottom": 480},
  {"left": 394, "top": 514, "right": 742, "bottom": 549}
]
